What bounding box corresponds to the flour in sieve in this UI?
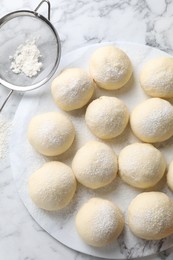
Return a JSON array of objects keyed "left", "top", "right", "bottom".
[{"left": 9, "top": 38, "right": 43, "bottom": 78}]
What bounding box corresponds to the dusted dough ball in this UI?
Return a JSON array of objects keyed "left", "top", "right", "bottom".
[
  {"left": 85, "top": 96, "right": 129, "bottom": 139},
  {"left": 72, "top": 141, "right": 118, "bottom": 189},
  {"left": 167, "top": 161, "right": 173, "bottom": 191},
  {"left": 130, "top": 98, "right": 173, "bottom": 143},
  {"left": 140, "top": 57, "right": 173, "bottom": 98},
  {"left": 28, "top": 112, "right": 75, "bottom": 156},
  {"left": 128, "top": 192, "right": 173, "bottom": 240},
  {"left": 89, "top": 46, "right": 132, "bottom": 90},
  {"left": 28, "top": 161, "right": 76, "bottom": 211},
  {"left": 119, "top": 143, "right": 166, "bottom": 189},
  {"left": 51, "top": 68, "right": 94, "bottom": 111},
  {"left": 76, "top": 198, "right": 124, "bottom": 247}
]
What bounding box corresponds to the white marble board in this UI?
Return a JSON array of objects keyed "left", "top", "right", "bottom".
[{"left": 9, "top": 42, "right": 173, "bottom": 259}]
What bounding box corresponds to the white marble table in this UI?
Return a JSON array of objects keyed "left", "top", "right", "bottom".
[{"left": 1, "top": 0, "right": 173, "bottom": 259}]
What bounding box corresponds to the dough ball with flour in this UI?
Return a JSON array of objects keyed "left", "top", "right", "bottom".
[
  {"left": 76, "top": 198, "right": 124, "bottom": 247},
  {"left": 119, "top": 143, "right": 166, "bottom": 189},
  {"left": 28, "top": 112, "right": 75, "bottom": 156},
  {"left": 28, "top": 161, "right": 76, "bottom": 211},
  {"left": 130, "top": 98, "right": 173, "bottom": 143},
  {"left": 85, "top": 96, "right": 129, "bottom": 139},
  {"left": 167, "top": 161, "right": 173, "bottom": 191},
  {"left": 140, "top": 57, "right": 173, "bottom": 98},
  {"left": 89, "top": 46, "right": 132, "bottom": 90},
  {"left": 72, "top": 141, "right": 118, "bottom": 189},
  {"left": 128, "top": 192, "right": 173, "bottom": 240},
  {"left": 51, "top": 68, "right": 94, "bottom": 111}
]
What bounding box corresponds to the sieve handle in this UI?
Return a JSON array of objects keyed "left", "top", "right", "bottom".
[
  {"left": 0, "top": 90, "right": 13, "bottom": 113},
  {"left": 34, "top": 0, "right": 51, "bottom": 20}
]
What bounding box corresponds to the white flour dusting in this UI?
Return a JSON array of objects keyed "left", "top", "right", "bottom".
[
  {"left": 9, "top": 39, "right": 43, "bottom": 78},
  {"left": 91, "top": 204, "right": 118, "bottom": 241},
  {"left": 0, "top": 115, "right": 12, "bottom": 159}
]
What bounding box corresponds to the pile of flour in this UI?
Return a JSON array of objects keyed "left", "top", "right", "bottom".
[{"left": 9, "top": 39, "right": 43, "bottom": 78}]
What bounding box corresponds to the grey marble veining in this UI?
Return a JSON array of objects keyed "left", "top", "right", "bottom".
[{"left": 1, "top": 0, "right": 173, "bottom": 260}]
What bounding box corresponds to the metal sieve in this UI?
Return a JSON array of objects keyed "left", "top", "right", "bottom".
[{"left": 0, "top": 0, "right": 61, "bottom": 111}]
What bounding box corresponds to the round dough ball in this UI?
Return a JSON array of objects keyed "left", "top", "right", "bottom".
[
  {"left": 28, "top": 112, "right": 75, "bottom": 156},
  {"left": 89, "top": 45, "right": 132, "bottom": 90},
  {"left": 119, "top": 143, "right": 166, "bottom": 189},
  {"left": 72, "top": 141, "right": 118, "bottom": 189},
  {"left": 128, "top": 192, "right": 173, "bottom": 240},
  {"left": 28, "top": 161, "right": 76, "bottom": 211},
  {"left": 140, "top": 57, "right": 173, "bottom": 98},
  {"left": 85, "top": 96, "right": 129, "bottom": 139},
  {"left": 167, "top": 160, "right": 173, "bottom": 191},
  {"left": 130, "top": 98, "right": 173, "bottom": 143},
  {"left": 76, "top": 198, "right": 124, "bottom": 247},
  {"left": 51, "top": 68, "right": 94, "bottom": 111}
]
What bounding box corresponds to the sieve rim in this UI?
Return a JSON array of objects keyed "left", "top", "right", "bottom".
[{"left": 0, "top": 10, "right": 61, "bottom": 92}]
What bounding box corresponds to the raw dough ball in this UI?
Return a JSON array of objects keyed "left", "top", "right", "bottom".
[
  {"left": 28, "top": 161, "right": 76, "bottom": 211},
  {"left": 130, "top": 98, "right": 173, "bottom": 143},
  {"left": 72, "top": 141, "right": 118, "bottom": 189},
  {"left": 128, "top": 192, "right": 173, "bottom": 240},
  {"left": 28, "top": 112, "right": 75, "bottom": 156},
  {"left": 51, "top": 68, "right": 94, "bottom": 111},
  {"left": 167, "top": 160, "right": 173, "bottom": 191},
  {"left": 85, "top": 96, "right": 129, "bottom": 139},
  {"left": 76, "top": 198, "right": 124, "bottom": 247},
  {"left": 140, "top": 57, "right": 173, "bottom": 98},
  {"left": 119, "top": 143, "right": 166, "bottom": 189},
  {"left": 89, "top": 45, "right": 132, "bottom": 90}
]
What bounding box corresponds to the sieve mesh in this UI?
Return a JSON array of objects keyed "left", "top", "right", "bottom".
[{"left": 0, "top": 9, "right": 61, "bottom": 91}]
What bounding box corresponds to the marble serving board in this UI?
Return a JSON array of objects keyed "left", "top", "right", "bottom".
[{"left": 10, "top": 42, "right": 173, "bottom": 259}]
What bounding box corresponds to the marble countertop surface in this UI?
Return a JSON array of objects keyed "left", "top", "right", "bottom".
[{"left": 1, "top": 0, "right": 173, "bottom": 259}]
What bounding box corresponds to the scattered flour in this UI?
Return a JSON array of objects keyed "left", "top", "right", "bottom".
[
  {"left": 91, "top": 204, "right": 118, "bottom": 241},
  {"left": 9, "top": 39, "right": 43, "bottom": 78},
  {"left": 0, "top": 115, "right": 12, "bottom": 159}
]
